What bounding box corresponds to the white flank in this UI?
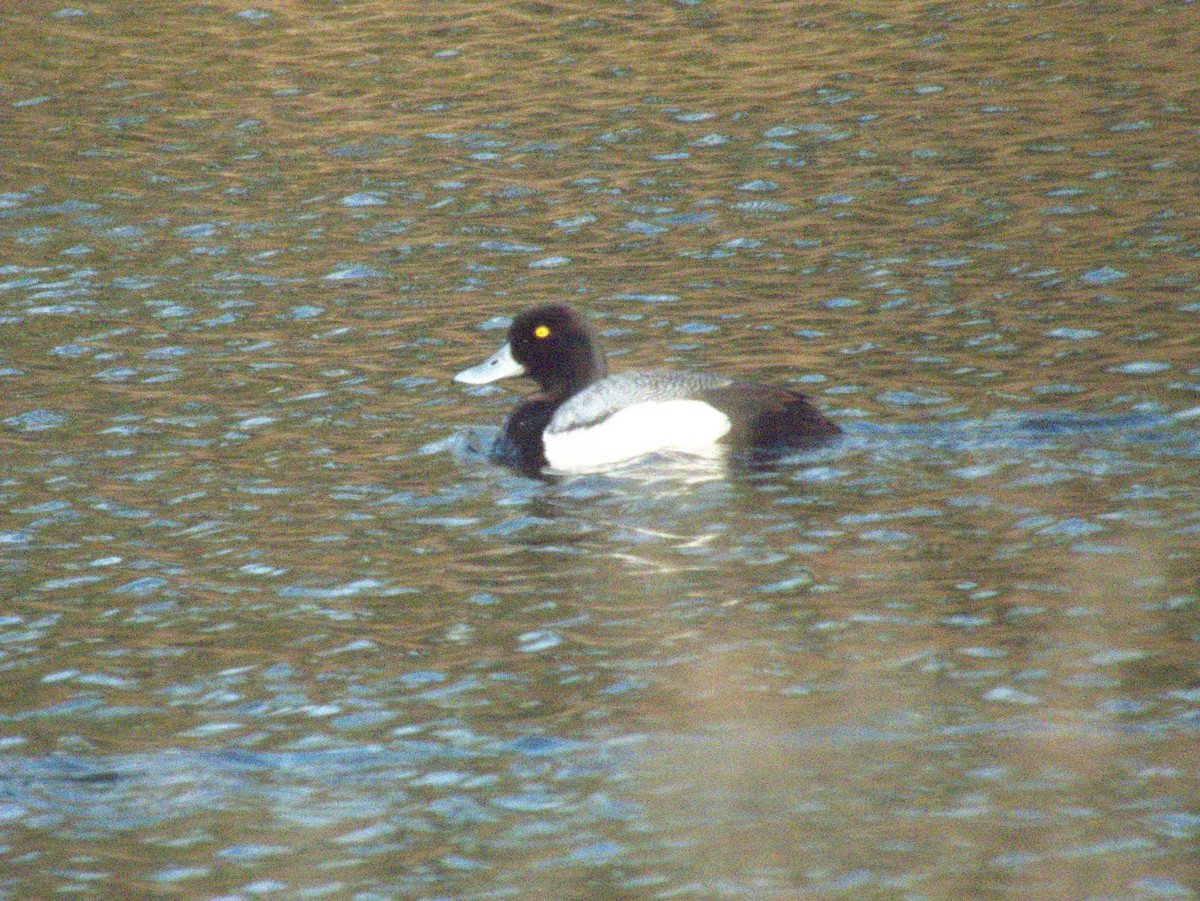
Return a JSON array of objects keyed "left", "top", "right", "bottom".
[{"left": 543, "top": 400, "right": 732, "bottom": 471}]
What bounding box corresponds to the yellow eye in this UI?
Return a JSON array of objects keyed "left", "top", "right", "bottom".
[{"left": 534, "top": 325, "right": 551, "bottom": 339}]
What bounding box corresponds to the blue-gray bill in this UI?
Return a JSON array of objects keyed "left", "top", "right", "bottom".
[{"left": 454, "top": 342, "right": 526, "bottom": 385}]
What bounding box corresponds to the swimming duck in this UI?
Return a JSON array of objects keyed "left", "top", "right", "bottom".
[{"left": 455, "top": 303, "right": 840, "bottom": 475}]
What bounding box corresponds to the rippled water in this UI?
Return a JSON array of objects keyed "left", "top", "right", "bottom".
[{"left": 3, "top": 3, "right": 1198, "bottom": 900}]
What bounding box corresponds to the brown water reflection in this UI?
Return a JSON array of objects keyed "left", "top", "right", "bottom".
[{"left": 3, "top": 1, "right": 1199, "bottom": 899}]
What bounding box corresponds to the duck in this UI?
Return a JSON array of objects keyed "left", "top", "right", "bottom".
[{"left": 454, "top": 303, "right": 840, "bottom": 475}]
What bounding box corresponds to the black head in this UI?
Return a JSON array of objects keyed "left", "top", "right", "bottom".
[{"left": 506, "top": 304, "right": 607, "bottom": 396}]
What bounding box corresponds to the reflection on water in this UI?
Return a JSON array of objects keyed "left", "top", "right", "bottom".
[{"left": 3, "top": 1, "right": 1199, "bottom": 899}]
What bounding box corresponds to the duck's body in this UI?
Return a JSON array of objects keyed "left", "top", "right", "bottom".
[{"left": 455, "top": 304, "right": 840, "bottom": 476}]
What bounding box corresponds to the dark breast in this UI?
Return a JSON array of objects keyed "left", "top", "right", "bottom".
[{"left": 495, "top": 398, "right": 557, "bottom": 476}]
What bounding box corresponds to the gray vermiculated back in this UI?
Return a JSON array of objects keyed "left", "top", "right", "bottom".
[{"left": 546, "top": 369, "right": 734, "bottom": 434}]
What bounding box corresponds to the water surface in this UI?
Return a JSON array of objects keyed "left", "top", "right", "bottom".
[{"left": 2, "top": 2, "right": 1198, "bottom": 899}]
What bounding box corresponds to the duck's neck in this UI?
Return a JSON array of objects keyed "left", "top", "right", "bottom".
[{"left": 542, "top": 339, "right": 607, "bottom": 400}]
